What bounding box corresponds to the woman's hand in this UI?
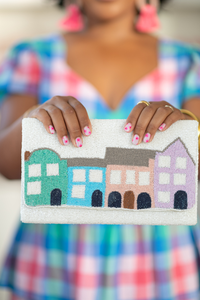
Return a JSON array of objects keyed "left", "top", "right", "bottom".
[
  {"left": 27, "top": 96, "right": 92, "bottom": 147},
  {"left": 124, "top": 101, "right": 188, "bottom": 145}
]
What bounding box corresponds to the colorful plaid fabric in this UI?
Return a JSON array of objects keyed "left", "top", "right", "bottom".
[{"left": 1, "top": 34, "right": 200, "bottom": 300}]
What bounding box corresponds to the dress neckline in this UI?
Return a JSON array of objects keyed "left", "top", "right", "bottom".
[{"left": 57, "top": 34, "right": 162, "bottom": 112}]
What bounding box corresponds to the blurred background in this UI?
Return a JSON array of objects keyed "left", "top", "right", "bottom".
[{"left": 0, "top": 0, "right": 200, "bottom": 299}]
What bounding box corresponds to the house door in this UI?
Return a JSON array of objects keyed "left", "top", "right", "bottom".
[
  {"left": 174, "top": 191, "right": 187, "bottom": 209},
  {"left": 124, "top": 191, "right": 135, "bottom": 209},
  {"left": 108, "top": 191, "right": 121, "bottom": 208},
  {"left": 92, "top": 190, "right": 103, "bottom": 207},
  {"left": 137, "top": 193, "right": 151, "bottom": 209},
  {"left": 51, "top": 188, "right": 62, "bottom": 206}
]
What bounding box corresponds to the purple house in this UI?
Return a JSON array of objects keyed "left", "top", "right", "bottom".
[{"left": 154, "top": 138, "right": 195, "bottom": 210}]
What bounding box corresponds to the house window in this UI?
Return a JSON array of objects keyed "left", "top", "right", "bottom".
[
  {"left": 71, "top": 185, "right": 85, "bottom": 198},
  {"left": 126, "top": 170, "right": 135, "bottom": 184},
  {"left": 73, "top": 169, "right": 86, "bottom": 182},
  {"left": 158, "top": 156, "right": 171, "bottom": 168},
  {"left": 139, "top": 172, "right": 150, "bottom": 186},
  {"left": 110, "top": 170, "right": 121, "bottom": 184},
  {"left": 176, "top": 157, "right": 187, "bottom": 169},
  {"left": 174, "top": 173, "right": 186, "bottom": 186},
  {"left": 89, "top": 170, "right": 103, "bottom": 182},
  {"left": 158, "top": 191, "right": 170, "bottom": 203},
  {"left": 46, "top": 163, "right": 59, "bottom": 176},
  {"left": 27, "top": 181, "right": 41, "bottom": 195},
  {"left": 29, "top": 164, "right": 41, "bottom": 177},
  {"left": 159, "top": 173, "right": 170, "bottom": 185}
]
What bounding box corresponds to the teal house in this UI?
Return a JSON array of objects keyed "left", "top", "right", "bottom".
[
  {"left": 67, "top": 157, "right": 106, "bottom": 208},
  {"left": 67, "top": 166, "right": 106, "bottom": 207},
  {"left": 24, "top": 149, "right": 67, "bottom": 206}
]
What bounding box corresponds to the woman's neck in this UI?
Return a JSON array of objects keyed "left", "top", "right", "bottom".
[{"left": 85, "top": 10, "right": 138, "bottom": 43}]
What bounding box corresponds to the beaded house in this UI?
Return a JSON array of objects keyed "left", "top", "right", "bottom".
[{"left": 24, "top": 138, "right": 195, "bottom": 210}]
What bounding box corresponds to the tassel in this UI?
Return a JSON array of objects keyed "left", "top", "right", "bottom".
[
  {"left": 136, "top": 4, "right": 160, "bottom": 33},
  {"left": 59, "top": 4, "right": 84, "bottom": 32}
]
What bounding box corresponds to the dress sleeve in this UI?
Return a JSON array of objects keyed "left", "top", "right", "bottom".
[
  {"left": 0, "top": 42, "right": 40, "bottom": 105},
  {"left": 181, "top": 48, "right": 200, "bottom": 103}
]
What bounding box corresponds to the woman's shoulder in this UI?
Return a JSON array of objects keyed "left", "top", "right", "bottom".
[
  {"left": 9, "top": 33, "right": 62, "bottom": 57},
  {"left": 159, "top": 38, "right": 200, "bottom": 60}
]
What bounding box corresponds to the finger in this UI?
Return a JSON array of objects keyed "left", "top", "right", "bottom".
[
  {"left": 124, "top": 102, "right": 149, "bottom": 132},
  {"left": 143, "top": 106, "right": 174, "bottom": 143},
  {"left": 66, "top": 97, "right": 92, "bottom": 136},
  {"left": 44, "top": 105, "right": 70, "bottom": 146},
  {"left": 58, "top": 102, "right": 84, "bottom": 147},
  {"left": 159, "top": 109, "right": 183, "bottom": 131},
  {"left": 132, "top": 105, "right": 157, "bottom": 145},
  {"left": 31, "top": 107, "right": 56, "bottom": 135}
]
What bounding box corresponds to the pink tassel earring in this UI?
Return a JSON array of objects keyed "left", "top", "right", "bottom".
[
  {"left": 135, "top": 3, "right": 160, "bottom": 33},
  {"left": 59, "top": 4, "right": 84, "bottom": 32}
]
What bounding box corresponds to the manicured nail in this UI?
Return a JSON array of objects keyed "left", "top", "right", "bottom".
[
  {"left": 159, "top": 123, "right": 166, "bottom": 131},
  {"left": 124, "top": 123, "right": 132, "bottom": 132},
  {"left": 62, "top": 136, "right": 69, "bottom": 145},
  {"left": 143, "top": 133, "right": 151, "bottom": 143},
  {"left": 49, "top": 125, "right": 55, "bottom": 134},
  {"left": 76, "top": 137, "right": 82, "bottom": 147},
  {"left": 132, "top": 134, "right": 139, "bottom": 145},
  {"left": 83, "top": 126, "right": 91, "bottom": 136}
]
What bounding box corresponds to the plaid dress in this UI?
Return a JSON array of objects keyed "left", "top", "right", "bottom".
[{"left": 1, "top": 34, "right": 200, "bottom": 300}]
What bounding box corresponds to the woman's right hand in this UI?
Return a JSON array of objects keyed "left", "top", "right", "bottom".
[{"left": 27, "top": 96, "right": 92, "bottom": 147}]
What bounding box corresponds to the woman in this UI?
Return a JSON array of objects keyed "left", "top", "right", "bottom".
[{"left": 0, "top": 0, "right": 200, "bottom": 299}]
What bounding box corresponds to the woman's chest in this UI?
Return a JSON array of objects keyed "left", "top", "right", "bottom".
[
  {"left": 39, "top": 39, "right": 183, "bottom": 113},
  {"left": 65, "top": 43, "right": 158, "bottom": 110}
]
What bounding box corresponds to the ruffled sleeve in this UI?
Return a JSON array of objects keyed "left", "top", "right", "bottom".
[
  {"left": 0, "top": 42, "right": 40, "bottom": 105},
  {"left": 181, "top": 47, "right": 200, "bottom": 102}
]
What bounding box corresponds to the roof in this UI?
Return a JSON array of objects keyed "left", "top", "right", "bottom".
[{"left": 67, "top": 147, "right": 156, "bottom": 167}]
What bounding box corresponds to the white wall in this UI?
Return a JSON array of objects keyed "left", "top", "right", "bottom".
[{"left": 0, "top": 6, "right": 64, "bottom": 60}]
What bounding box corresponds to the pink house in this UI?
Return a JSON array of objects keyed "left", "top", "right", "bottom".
[{"left": 103, "top": 148, "right": 156, "bottom": 209}]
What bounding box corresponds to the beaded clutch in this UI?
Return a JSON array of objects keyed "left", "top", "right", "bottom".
[{"left": 21, "top": 118, "right": 198, "bottom": 225}]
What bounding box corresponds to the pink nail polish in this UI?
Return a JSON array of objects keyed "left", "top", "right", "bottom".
[
  {"left": 62, "top": 136, "right": 69, "bottom": 145},
  {"left": 124, "top": 123, "right": 132, "bottom": 132},
  {"left": 159, "top": 123, "right": 166, "bottom": 131},
  {"left": 76, "top": 137, "right": 82, "bottom": 147},
  {"left": 83, "top": 126, "right": 91, "bottom": 136},
  {"left": 49, "top": 125, "right": 55, "bottom": 134},
  {"left": 143, "top": 133, "right": 151, "bottom": 143},
  {"left": 132, "top": 134, "right": 139, "bottom": 145}
]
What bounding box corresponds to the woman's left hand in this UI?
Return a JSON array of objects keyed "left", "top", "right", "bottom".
[{"left": 124, "top": 101, "right": 189, "bottom": 145}]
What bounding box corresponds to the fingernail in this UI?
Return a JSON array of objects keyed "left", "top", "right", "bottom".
[
  {"left": 62, "top": 136, "right": 69, "bottom": 145},
  {"left": 49, "top": 125, "right": 55, "bottom": 134},
  {"left": 159, "top": 123, "right": 166, "bottom": 131},
  {"left": 76, "top": 137, "right": 82, "bottom": 147},
  {"left": 132, "top": 134, "right": 139, "bottom": 145},
  {"left": 124, "top": 123, "right": 132, "bottom": 132},
  {"left": 143, "top": 133, "right": 151, "bottom": 143},
  {"left": 83, "top": 126, "right": 91, "bottom": 136}
]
